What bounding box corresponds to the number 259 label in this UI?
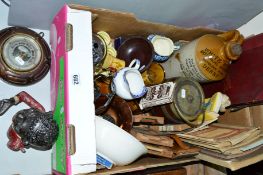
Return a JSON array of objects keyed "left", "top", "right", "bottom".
[{"left": 72, "top": 74, "right": 80, "bottom": 85}]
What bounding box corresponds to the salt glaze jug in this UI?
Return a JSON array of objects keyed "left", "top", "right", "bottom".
[{"left": 161, "top": 30, "right": 244, "bottom": 82}]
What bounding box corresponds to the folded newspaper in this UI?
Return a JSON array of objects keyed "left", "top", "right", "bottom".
[{"left": 178, "top": 123, "right": 262, "bottom": 154}]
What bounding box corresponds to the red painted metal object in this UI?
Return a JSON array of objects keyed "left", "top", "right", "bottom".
[
  {"left": 7, "top": 126, "right": 25, "bottom": 153},
  {"left": 0, "top": 91, "right": 58, "bottom": 152},
  {"left": 16, "top": 91, "right": 45, "bottom": 112},
  {"left": 202, "top": 33, "right": 263, "bottom": 105}
]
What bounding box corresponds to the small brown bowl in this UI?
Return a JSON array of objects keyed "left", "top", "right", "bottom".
[{"left": 117, "top": 37, "right": 154, "bottom": 73}]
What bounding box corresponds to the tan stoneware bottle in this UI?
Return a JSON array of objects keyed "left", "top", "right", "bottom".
[{"left": 161, "top": 30, "right": 244, "bottom": 82}]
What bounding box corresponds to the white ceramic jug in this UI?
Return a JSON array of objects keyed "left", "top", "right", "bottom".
[{"left": 111, "top": 59, "right": 147, "bottom": 100}]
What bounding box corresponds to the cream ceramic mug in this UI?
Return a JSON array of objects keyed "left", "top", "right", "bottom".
[{"left": 147, "top": 34, "right": 174, "bottom": 62}]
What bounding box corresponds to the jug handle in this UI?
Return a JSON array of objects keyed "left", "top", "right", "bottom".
[
  {"left": 217, "top": 30, "right": 244, "bottom": 44},
  {"left": 129, "top": 59, "right": 141, "bottom": 69}
]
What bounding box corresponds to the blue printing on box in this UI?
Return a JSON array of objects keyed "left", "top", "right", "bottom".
[{"left": 96, "top": 154, "right": 113, "bottom": 169}]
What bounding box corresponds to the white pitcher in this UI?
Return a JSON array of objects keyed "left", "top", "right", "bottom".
[{"left": 111, "top": 59, "right": 147, "bottom": 100}]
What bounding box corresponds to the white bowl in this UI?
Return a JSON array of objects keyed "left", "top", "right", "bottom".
[{"left": 95, "top": 116, "right": 147, "bottom": 166}]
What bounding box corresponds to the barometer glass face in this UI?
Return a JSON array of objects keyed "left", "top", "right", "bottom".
[{"left": 2, "top": 35, "right": 41, "bottom": 71}]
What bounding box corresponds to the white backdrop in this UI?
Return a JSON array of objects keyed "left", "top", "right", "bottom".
[
  {"left": 0, "top": 2, "right": 52, "bottom": 175},
  {"left": 7, "top": 0, "right": 263, "bottom": 31}
]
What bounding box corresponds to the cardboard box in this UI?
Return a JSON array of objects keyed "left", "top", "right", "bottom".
[
  {"left": 50, "top": 4, "right": 221, "bottom": 175},
  {"left": 50, "top": 5, "right": 96, "bottom": 175},
  {"left": 219, "top": 105, "right": 263, "bottom": 129},
  {"left": 69, "top": 4, "right": 221, "bottom": 41},
  {"left": 218, "top": 107, "right": 253, "bottom": 127},
  {"left": 202, "top": 33, "right": 263, "bottom": 105}
]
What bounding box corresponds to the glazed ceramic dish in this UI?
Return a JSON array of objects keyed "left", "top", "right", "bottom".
[
  {"left": 95, "top": 116, "right": 147, "bottom": 166},
  {"left": 117, "top": 37, "right": 153, "bottom": 72}
]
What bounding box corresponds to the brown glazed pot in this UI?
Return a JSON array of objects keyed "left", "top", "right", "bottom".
[
  {"left": 117, "top": 37, "right": 153, "bottom": 73},
  {"left": 104, "top": 96, "right": 133, "bottom": 132}
]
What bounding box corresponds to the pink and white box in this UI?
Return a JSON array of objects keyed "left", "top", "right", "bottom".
[{"left": 50, "top": 4, "right": 96, "bottom": 175}]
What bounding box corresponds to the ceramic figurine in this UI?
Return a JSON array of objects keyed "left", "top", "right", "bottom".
[{"left": 0, "top": 91, "right": 58, "bottom": 152}]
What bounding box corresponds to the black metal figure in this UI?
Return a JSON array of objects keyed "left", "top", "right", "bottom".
[{"left": 0, "top": 91, "right": 58, "bottom": 153}]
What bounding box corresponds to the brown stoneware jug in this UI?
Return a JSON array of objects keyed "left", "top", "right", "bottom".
[{"left": 161, "top": 30, "right": 244, "bottom": 82}]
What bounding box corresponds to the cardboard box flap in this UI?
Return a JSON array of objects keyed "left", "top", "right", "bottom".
[
  {"left": 90, "top": 157, "right": 198, "bottom": 175},
  {"left": 69, "top": 4, "right": 222, "bottom": 41}
]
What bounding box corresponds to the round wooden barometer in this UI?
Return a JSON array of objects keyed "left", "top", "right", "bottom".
[{"left": 0, "top": 27, "right": 50, "bottom": 86}]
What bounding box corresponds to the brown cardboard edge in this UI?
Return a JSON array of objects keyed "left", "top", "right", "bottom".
[
  {"left": 68, "top": 4, "right": 223, "bottom": 41},
  {"left": 218, "top": 108, "right": 254, "bottom": 127},
  {"left": 250, "top": 105, "right": 263, "bottom": 129},
  {"left": 86, "top": 156, "right": 198, "bottom": 175},
  {"left": 197, "top": 147, "right": 263, "bottom": 171}
]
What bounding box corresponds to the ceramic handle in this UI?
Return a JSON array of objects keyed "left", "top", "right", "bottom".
[
  {"left": 129, "top": 59, "right": 141, "bottom": 69},
  {"left": 217, "top": 30, "right": 244, "bottom": 44}
]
